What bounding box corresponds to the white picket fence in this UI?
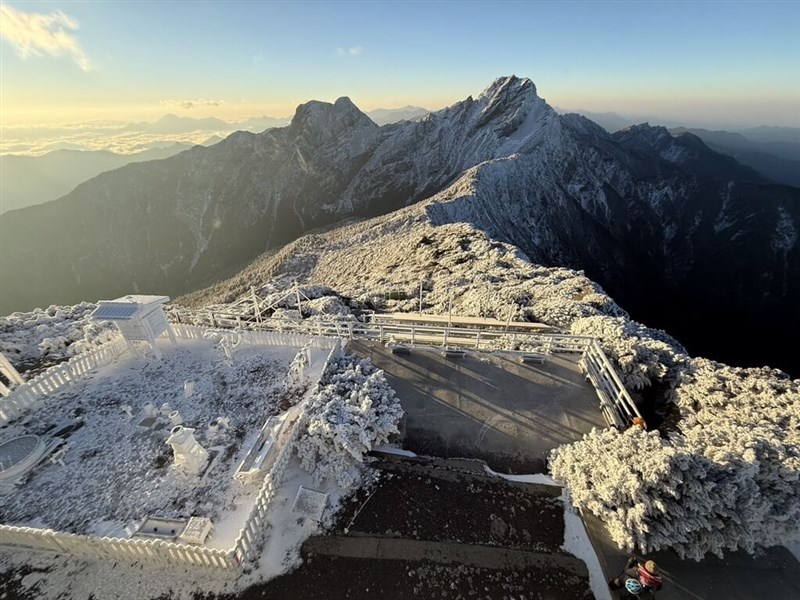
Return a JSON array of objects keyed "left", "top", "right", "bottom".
[
  {"left": 0, "top": 524, "right": 236, "bottom": 569},
  {"left": 230, "top": 339, "right": 341, "bottom": 565},
  {"left": 0, "top": 337, "right": 128, "bottom": 424},
  {"left": 0, "top": 331, "right": 343, "bottom": 571}
]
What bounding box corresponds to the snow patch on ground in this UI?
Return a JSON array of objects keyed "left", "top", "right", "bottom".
[
  {"left": 239, "top": 461, "right": 352, "bottom": 586},
  {"left": 482, "top": 465, "right": 610, "bottom": 599},
  {"left": 560, "top": 488, "right": 613, "bottom": 600},
  {"left": 483, "top": 465, "right": 557, "bottom": 486},
  {"left": 372, "top": 445, "right": 417, "bottom": 457}
]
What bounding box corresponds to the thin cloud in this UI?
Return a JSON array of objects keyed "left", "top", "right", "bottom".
[
  {"left": 160, "top": 98, "right": 226, "bottom": 110},
  {"left": 0, "top": 3, "right": 91, "bottom": 70},
  {"left": 337, "top": 46, "right": 363, "bottom": 56}
]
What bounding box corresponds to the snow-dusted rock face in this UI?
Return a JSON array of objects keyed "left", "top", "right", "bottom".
[
  {"left": 2, "top": 76, "right": 798, "bottom": 373},
  {"left": 423, "top": 119, "right": 799, "bottom": 373}
]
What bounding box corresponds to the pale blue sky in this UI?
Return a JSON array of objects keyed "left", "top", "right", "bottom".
[{"left": 1, "top": 0, "right": 799, "bottom": 127}]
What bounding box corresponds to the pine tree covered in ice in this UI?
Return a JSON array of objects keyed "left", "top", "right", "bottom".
[
  {"left": 551, "top": 359, "right": 800, "bottom": 559},
  {"left": 296, "top": 354, "right": 403, "bottom": 487}
]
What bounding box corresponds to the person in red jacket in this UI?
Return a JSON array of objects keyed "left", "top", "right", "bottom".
[{"left": 608, "top": 556, "right": 664, "bottom": 598}]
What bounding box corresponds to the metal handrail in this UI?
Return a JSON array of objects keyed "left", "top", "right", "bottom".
[{"left": 168, "top": 308, "right": 642, "bottom": 429}]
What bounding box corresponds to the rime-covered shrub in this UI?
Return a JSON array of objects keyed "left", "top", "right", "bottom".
[
  {"left": 303, "top": 296, "right": 352, "bottom": 318},
  {"left": 551, "top": 359, "right": 800, "bottom": 559},
  {"left": 570, "top": 316, "right": 688, "bottom": 389},
  {"left": 296, "top": 354, "right": 404, "bottom": 488},
  {"left": 0, "top": 303, "right": 118, "bottom": 371}
]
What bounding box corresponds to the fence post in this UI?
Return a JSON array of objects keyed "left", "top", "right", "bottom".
[{"left": 0, "top": 353, "right": 25, "bottom": 386}]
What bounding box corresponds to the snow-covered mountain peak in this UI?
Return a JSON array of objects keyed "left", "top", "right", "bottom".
[
  {"left": 478, "top": 75, "right": 537, "bottom": 104},
  {"left": 289, "top": 96, "right": 377, "bottom": 139},
  {"left": 476, "top": 76, "right": 541, "bottom": 121},
  {"left": 470, "top": 76, "right": 558, "bottom": 145},
  {"left": 616, "top": 122, "right": 671, "bottom": 143}
]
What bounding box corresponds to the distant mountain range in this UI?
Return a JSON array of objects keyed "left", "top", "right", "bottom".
[
  {"left": 366, "top": 106, "right": 430, "bottom": 125},
  {"left": 1, "top": 77, "right": 797, "bottom": 374},
  {"left": 669, "top": 127, "right": 800, "bottom": 188},
  {"left": 1, "top": 143, "right": 197, "bottom": 215},
  {"left": 556, "top": 109, "right": 800, "bottom": 188}
]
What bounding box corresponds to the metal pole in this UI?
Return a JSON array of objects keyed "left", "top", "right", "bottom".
[
  {"left": 448, "top": 287, "right": 453, "bottom": 328},
  {"left": 251, "top": 286, "right": 261, "bottom": 323},
  {"left": 504, "top": 302, "right": 514, "bottom": 332},
  {"left": 419, "top": 281, "right": 423, "bottom": 314}
]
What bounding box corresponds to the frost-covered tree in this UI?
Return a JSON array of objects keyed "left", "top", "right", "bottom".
[
  {"left": 296, "top": 354, "right": 403, "bottom": 487},
  {"left": 570, "top": 316, "right": 688, "bottom": 389},
  {"left": 551, "top": 359, "right": 800, "bottom": 560}
]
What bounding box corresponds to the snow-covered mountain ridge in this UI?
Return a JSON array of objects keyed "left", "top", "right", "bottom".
[{"left": 1, "top": 75, "right": 798, "bottom": 372}]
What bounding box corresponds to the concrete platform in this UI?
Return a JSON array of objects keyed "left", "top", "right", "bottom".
[
  {"left": 347, "top": 340, "right": 605, "bottom": 473},
  {"left": 349, "top": 340, "right": 800, "bottom": 599}
]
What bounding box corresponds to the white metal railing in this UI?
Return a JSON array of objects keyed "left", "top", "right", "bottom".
[
  {"left": 169, "top": 309, "right": 642, "bottom": 429},
  {"left": 171, "top": 310, "right": 589, "bottom": 352},
  {"left": 580, "top": 339, "right": 643, "bottom": 428}
]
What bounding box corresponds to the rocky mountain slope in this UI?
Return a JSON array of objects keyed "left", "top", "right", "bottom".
[{"left": 2, "top": 76, "right": 798, "bottom": 372}]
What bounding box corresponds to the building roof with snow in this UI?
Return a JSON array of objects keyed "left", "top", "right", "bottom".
[{"left": 91, "top": 295, "right": 170, "bottom": 321}]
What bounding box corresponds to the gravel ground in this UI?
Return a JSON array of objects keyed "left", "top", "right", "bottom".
[{"left": 223, "top": 554, "right": 594, "bottom": 600}]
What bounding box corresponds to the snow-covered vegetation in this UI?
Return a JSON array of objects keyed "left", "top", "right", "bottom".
[
  {"left": 551, "top": 359, "right": 800, "bottom": 559},
  {"left": 0, "top": 339, "right": 297, "bottom": 534},
  {"left": 296, "top": 354, "right": 403, "bottom": 488},
  {"left": 0, "top": 304, "right": 117, "bottom": 374},
  {"left": 569, "top": 316, "right": 689, "bottom": 390}
]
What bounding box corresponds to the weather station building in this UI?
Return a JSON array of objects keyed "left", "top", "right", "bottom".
[{"left": 91, "top": 295, "right": 177, "bottom": 359}]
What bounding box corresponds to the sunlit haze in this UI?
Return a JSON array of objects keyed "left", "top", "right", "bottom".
[{"left": 1, "top": 0, "right": 799, "bottom": 129}]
